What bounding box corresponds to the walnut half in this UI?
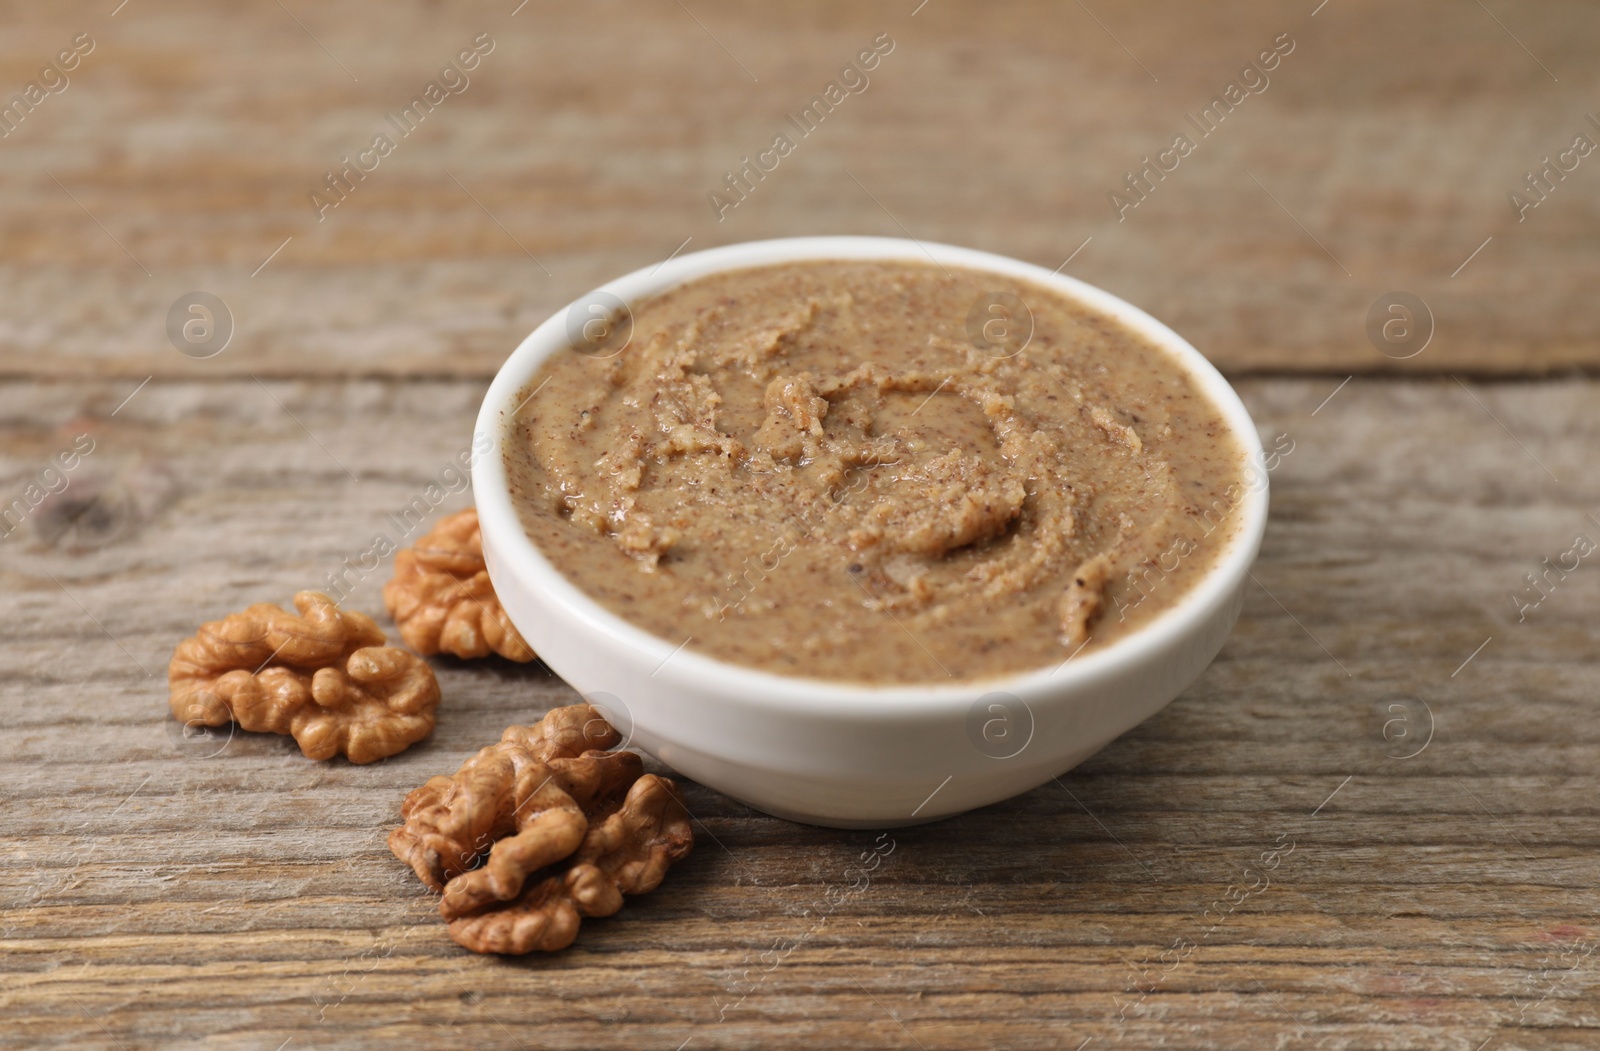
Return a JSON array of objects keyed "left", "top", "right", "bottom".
[
  {"left": 168, "top": 591, "right": 441, "bottom": 764},
  {"left": 383, "top": 508, "right": 535, "bottom": 662},
  {"left": 389, "top": 704, "right": 694, "bottom": 954}
]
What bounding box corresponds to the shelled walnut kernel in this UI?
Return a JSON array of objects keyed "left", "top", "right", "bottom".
[
  {"left": 383, "top": 508, "right": 535, "bottom": 662},
  {"left": 168, "top": 591, "right": 441, "bottom": 763},
  {"left": 389, "top": 704, "right": 693, "bottom": 953}
]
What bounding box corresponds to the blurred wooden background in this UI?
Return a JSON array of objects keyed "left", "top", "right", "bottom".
[
  {"left": 2, "top": 1, "right": 1598, "bottom": 1048},
  {"left": 2, "top": 0, "right": 1599, "bottom": 378}
]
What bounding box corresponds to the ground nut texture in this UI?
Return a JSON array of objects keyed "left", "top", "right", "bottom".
[{"left": 505, "top": 261, "right": 1248, "bottom": 684}]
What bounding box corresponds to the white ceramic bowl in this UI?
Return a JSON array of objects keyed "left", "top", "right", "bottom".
[{"left": 473, "top": 236, "right": 1268, "bottom": 828}]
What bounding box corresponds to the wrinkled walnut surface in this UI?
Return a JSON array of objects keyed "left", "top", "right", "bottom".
[
  {"left": 389, "top": 704, "right": 693, "bottom": 954},
  {"left": 384, "top": 508, "right": 535, "bottom": 662},
  {"left": 168, "top": 591, "right": 441, "bottom": 763}
]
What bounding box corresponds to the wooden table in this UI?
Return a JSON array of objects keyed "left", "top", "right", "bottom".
[{"left": 3, "top": 2, "right": 1597, "bottom": 1048}]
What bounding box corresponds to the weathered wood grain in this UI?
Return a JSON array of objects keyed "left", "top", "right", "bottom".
[
  {"left": 1, "top": 375, "right": 1596, "bottom": 1049},
  {"left": 2, "top": 1, "right": 1600, "bottom": 380},
  {"left": 4, "top": 2, "right": 1600, "bottom": 1046}
]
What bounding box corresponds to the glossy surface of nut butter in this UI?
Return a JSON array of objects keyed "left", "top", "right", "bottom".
[{"left": 505, "top": 261, "right": 1248, "bottom": 685}]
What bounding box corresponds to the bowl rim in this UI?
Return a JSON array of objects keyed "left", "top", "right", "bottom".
[{"left": 472, "top": 235, "right": 1269, "bottom": 715}]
